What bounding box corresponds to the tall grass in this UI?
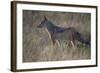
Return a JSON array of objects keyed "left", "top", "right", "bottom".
[{"left": 23, "top": 10, "right": 91, "bottom": 62}]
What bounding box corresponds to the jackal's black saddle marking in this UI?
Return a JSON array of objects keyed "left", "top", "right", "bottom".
[{"left": 53, "top": 26, "right": 66, "bottom": 33}]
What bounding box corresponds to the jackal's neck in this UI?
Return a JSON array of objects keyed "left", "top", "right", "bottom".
[{"left": 45, "top": 21, "right": 55, "bottom": 31}]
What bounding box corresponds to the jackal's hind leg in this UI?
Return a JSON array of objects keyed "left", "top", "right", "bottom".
[
  {"left": 66, "top": 41, "right": 70, "bottom": 48},
  {"left": 56, "top": 40, "right": 60, "bottom": 47},
  {"left": 71, "top": 41, "right": 76, "bottom": 49}
]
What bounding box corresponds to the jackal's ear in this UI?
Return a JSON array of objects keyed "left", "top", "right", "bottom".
[{"left": 44, "top": 16, "right": 47, "bottom": 20}]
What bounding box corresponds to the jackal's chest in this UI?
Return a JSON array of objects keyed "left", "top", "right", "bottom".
[{"left": 44, "top": 28, "right": 52, "bottom": 40}]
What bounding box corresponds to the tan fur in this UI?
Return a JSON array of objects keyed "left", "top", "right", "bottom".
[
  {"left": 56, "top": 40, "right": 60, "bottom": 47},
  {"left": 44, "top": 28, "right": 53, "bottom": 45},
  {"left": 45, "top": 28, "right": 61, "bottom": 48},
  {"left": 71, "top": 41, "right": 75, "bottom": 49}
]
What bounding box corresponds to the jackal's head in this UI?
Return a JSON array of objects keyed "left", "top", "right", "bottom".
[{"left": 37, "top": 16, "right": 48, "bottom": 28}]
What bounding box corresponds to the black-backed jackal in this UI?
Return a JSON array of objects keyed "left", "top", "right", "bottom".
[{"left": 37, "top": 16, "right": 90, "bottom": 49}]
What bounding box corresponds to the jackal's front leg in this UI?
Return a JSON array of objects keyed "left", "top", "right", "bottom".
[{"left": 51, "top": 38, "right": 56, "bottom": 48}]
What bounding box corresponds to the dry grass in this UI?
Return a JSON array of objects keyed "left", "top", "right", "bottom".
[{"left": 23, "top": 10, "right": 91, "bottom": 62}]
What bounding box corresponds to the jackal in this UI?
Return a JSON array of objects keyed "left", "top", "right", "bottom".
[{"left": 37, "top": 16, "right": 90, "bottom": 49}]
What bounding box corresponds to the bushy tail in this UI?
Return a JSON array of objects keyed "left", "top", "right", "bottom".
[
  {"left": 66, "top": 27, "right": 90, "bottom": 46},
  {"left": 75, "top": 31, "right": 90, "bottom": 46}
]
